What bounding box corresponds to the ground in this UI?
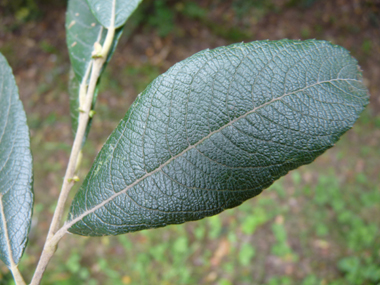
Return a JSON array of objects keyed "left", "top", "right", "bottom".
[{"left": 0, "top": 0, "right": 379, "bottom": 284}]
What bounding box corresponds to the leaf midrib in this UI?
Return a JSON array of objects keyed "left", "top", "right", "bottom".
[
  {"left": 0, "top": 195, "right": 17, "bottom": 267},
  {"left": 64, "top": 77, "right": 360, "bottom": 231},
  {"left": 111, "top": 0, "right": 116, "bottom": 28}
]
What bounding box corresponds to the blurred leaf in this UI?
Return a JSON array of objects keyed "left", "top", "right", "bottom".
[
  {"left": 86, "top": 0, "right": 143, "bottom": 28},
  {"left": 238, "top": 243, "right": 255, "bottom": 266},
  {"left": 0, "top": 53, "right": 33, "bottom": 267},
  {"left": 267, "top": 276, "right": 292, "bottom": 285},
  {"left": 241, "top": 207, "right": 268, "bottom": 235},
  {"left": 218, "top": 279, "right": 233, "bottom": 285},
  {"left": 315, "top": 222, "right": 329, "bottom": 237},
  {"left": 194, "top": 223, "right": 206, "bottom": 240},
  {"left": 67, "top": 40, "right": 369, "bottom": 236},
  {"left": 209, "top": 215, "right": 222, "bottom": 239},
  {"left": 172, "top": 237, "right": 188, "bottom": 255},
  {"left": 338, "top": 256, "right": 361, "bottom": 282},
  {"left": 182, "top": 2, "right": 207, "bottom": 19},
  {"left": 301, "top": 275, "right": 321, "bottom": 285},
  {"left": 66, "top": 253, "right": 81, "bottom": 273},
  {"left": 147, "top": 0, "right": 175, "bottom": 37},
  {"left": 149, "top": 243, "right": 168, "bottom": 262}
]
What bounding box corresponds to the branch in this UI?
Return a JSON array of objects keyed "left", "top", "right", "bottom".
[
  {"left": 11, "top": 265, "right": 27, "bottom": 285},
  {"left": 29, "top": 24, "right": 116, "bottom": 285}
]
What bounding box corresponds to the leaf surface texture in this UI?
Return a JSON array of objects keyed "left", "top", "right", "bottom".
[
  {"left": 0, "top": 53, "right": 33, "bottom": 266},
  {"left": 67, "top": 40, "right": 369, "bottom": 236},
  {"left": 86, "top": 0, "right": 143, "bottom": 28}
]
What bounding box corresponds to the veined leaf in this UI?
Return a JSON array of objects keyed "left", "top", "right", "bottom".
[
  {"left": 67, "top": 40, "right": 369, "bottom": 236},
  {"left": 66, "top": 0, "right": 123, "bottom": 139},
  {"left": 0, "top": 53, "right": 33, "bottom": 266},
  {"left": 86, "top": 0, "right": 143, "bottom": 28}
]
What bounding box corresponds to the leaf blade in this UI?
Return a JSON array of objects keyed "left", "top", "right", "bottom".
[
  {"left": 66, "top": 0, "right": 123, "bottom": 140},
  {"left": 86, "top": 0, "right": 143, "bottom": 28},
  {"left": 67, "top": 40, "right": 369, "bottom": 236},
  {"left": 0, "top": 53, "right": 33, "bottom": 266}
]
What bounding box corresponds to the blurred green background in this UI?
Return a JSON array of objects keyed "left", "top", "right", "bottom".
[{"left": 0, "top": 0, "right": 379, "bottom": 284}]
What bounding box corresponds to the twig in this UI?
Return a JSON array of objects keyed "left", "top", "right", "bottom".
[
  {"left": 29, "top": 22, "right": 116, "bottom": 285},
  {"left": 11, "top": 265, "right": 26, "bottom": 285}
]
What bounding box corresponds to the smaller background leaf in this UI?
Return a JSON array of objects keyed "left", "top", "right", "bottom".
[
  {"left": 86, "top": 0, "right": 143, "bottom": 28},
  {"left": 66, "top": 0, "right": 123, "bottom": 141}
]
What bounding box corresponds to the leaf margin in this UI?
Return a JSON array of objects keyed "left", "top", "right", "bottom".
[
  {"left": 0, "top": 52, "right": 34, "bottom": 267},
  {"left": 86, "top": 0, "right": 143, "bottom": 28},
  {"left": 66, "top": 39, "right": 370, "bottom": 236}
]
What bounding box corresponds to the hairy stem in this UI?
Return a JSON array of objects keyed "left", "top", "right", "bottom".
[{"left": 29, "top": 23, "right": 116, "bottom": 284}]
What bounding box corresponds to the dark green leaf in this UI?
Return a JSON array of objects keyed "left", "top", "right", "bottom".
[
  {"left": 0, "top": 53, "right": 33, "bottom": 266},
  {"left": 66, "top": 0, "right": 123, "bottom": 139},
  {"left": 86, "top": 0, "right": 143, "bottom": 28},
  {"left": 67, "top": 40, "right": 369, "bottom": 236}
]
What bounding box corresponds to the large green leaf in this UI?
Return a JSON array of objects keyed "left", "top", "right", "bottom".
[
  {"left": 66, "top": 0, "right": 123, "bottom": 138},
  {"left": 67, "top": 40, "right": 369, "bottom": 236},
  {"left": 86, "top": 0, "right": 143, "bottom": 28},
  {"left": 0, "top": 53, "right": 33, "bottom": 266}
]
